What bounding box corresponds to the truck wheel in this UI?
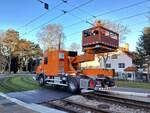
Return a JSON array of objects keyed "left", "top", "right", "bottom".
[
  {"left": 108, "top": 79, "right": 115, "bottom": 87},
  {"left": 38, "top": 75, "right": 45, "bottom": 86},
  {"left": 68, "top": 77, "right": 79, "bottom": 94}
]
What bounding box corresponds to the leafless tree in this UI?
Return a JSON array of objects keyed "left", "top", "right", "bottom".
[
  {"left": 96, "top": 53, "right": 109, "bottom": 69},
  {"left": 69, "top": 42, "right": 81, "bottom": 52},
  {"left": 37, "top": 24, "right": 65, "bottom": 51},
  {"left": 102, "top": 20, "right": 130, "bottom": 43}
]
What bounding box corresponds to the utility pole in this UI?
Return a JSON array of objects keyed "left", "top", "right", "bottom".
[{"left": 58, "top": 33, "right": 61, "bottom": 50}]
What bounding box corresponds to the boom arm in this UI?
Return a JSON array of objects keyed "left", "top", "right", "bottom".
[{"left": 71, "top": 53, "right": 94, "bottom": 64}]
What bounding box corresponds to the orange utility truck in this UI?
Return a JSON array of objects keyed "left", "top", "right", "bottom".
[{"left": 35, "top": 21, "right": 119, "bottom": 93}]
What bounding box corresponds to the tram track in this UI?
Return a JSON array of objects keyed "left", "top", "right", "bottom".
[
  {"left": 82, "top": 91, "right": 150, "bottom": 110},
  {"left": 41, "top": 91, "right": 150, "bottom": 113},
  {"left": 42, "top": 99, "right": 113, "bottom": 113}
]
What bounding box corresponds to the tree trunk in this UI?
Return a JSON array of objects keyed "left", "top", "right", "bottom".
[
  {"left": 58, "top": 34, "right": 61, "bottom": 50},
  {"left": 148, "top": 63, "right": 150, "bottom": 82},
  {"left": 102, "top": 53, "right": 109, "bottom": 69},
  {"left": 9, "top": 54, "right": 11, "bottom": 74},
  {"left": 97, "top": 56, "right": 102, "bottom": 68},
  {"left": 103, "top": 58, "right": 107, "bottom": 69}
]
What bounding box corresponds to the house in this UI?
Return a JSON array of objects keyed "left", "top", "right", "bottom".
[
  {"left": 81, "top": 43, "right": 137, "bottom": 80},
  {"left": 124, "top": 66, "right": 137, "bottom": 81}
]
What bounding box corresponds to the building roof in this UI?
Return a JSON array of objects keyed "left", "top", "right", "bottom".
[
  {"left": 124, "top": 66, "right": 137, "bottom": 72},
  {"left": 119, "top": 47, "right": 133, "bottom": 58},
  {"left": 124, "top": 51, "right": 133, "bottom": 58}
]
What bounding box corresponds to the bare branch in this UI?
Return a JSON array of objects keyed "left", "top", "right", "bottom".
[
  {"left": 37, "top": 24, "right": 65, "bottom": 51},
  {"left": 102, "top": 20, "right": 130, "bottom": 43}
]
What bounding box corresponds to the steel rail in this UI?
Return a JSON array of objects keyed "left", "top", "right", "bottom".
[
  {"left": 42, "top": 99, "right": 113, "bottom": 113},
  {"left": 82, "top": 92, "right": 150, "bottom": 110},
  {"left": 63, "top": 99, "right": 113, "bottom": 113}
]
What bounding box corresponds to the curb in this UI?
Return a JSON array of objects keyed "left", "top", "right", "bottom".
[
  {"left": 104, "top": 90, "right": 150, "bottom": 98},
  {"left": 0, "top": 93, "right": 66, "bottom": 113}
]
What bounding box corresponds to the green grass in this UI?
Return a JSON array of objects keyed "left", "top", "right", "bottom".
[
  {"left": 1, "top": 76, "right": 150, "bottom": 93},
  {"left": 116, "top": 80, "right": 150, "bottom": 89},
  {"left": 0, "top": 75, "right": 41, "bottom": 93}
]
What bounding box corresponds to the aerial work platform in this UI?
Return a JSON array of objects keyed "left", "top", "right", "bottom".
[{"left": 82, "top": 23, "right": 119, "bottom": 53}]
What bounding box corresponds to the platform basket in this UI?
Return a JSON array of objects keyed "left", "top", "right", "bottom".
[{"left": 82, "top": 26, "right": 119, "bottom": 53}]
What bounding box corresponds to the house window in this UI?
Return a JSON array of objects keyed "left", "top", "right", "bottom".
[
  {"left": 59, "top": 53, "right": 64, "bottom": 59},
  {"left": 83, "top": 30, "right": 91, "bottom": 37},
  {"left": 111, "top": 54, "right": 118, "bottom": 59},
  {"left": 128, "top": 73, "right": 132, "bottom": 78},
  {"left": 118, "top": 63, "right": 125, "bottom": 68},
  {"left": 106, "top": 64, "right": 111, "bottom": 68}
]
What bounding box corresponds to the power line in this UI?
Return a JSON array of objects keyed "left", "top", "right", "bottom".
[
  {"left": 96, "top": 0, "right": 150, "bottom": 17},
  {"left": 18, "top": 12, "right": 47, "bottom": 30},
  {"left": 114, "top": 11, "right": 149, "bottom": 22},
  {"left": 68, "top": 0, "right": 95, "bottom": 12},
  {"left": 65, "top": 13, "right": 94, "bottom": 26},
  {"left": 54, "top": 0, "right": 96, "bottom": 26},
  {"left": 61, "top": 0, "right": 96, "bottom": 19},
  {"left": 20, "top": 13, "right": 65, "bottom": 36},
  {"left": 17, "top": 2, "right": 64, "bottom": 30},
  {"left": 66, "top": 11, "right": 149, "bottom": 39},
  {"left": 61, "top": 0, "right": 96, "bottom": 25},
  {"left": 128, "top": 20, "right": 148, "bottom": 26},
  {"left": 20, "top": 0, "right": 95, "bottom": 37},
  {"left": 21, "top": 0, "right": 149, "bottom": 37},
  {"left": 64, "top": 0, "right": 150, "bottom": 29}
]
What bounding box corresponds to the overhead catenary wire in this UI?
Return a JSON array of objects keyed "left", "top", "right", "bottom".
[
  {"left": 20, "top": 13, "right": 65, "bottom": 36},
  {"left": 66, "top": 11, "right": 149, "bottom": 39},
  {"left": 47, "top": 0, "right": 96, "bottom": 26},
  {"left": 62, "top": 11, "right": 94, "bottom": 26},
  {"left": 68, "top": 0, "right": 95, "bottom": 12},
  {"left": 17, "top": 1, "right": 64, "bottom": 30},
  {"left": 21, "top": 0, "right": 149, "bottom": 38},
  {"left": 57, "top": 0, "right": 96, "bottom": 26},
  {"left": 59, "top": 0, "right": 97, "bottom": 19},
  {"left": 96, "top": 0, "right": 150, "bottom": 17},
  {"left": 20, "top": 0, "right": 95, "bottom": 37},
  {"left": 64, "top": 0, "right": 150, "bottom": 29},
  {"left": 114, "top": 11, "right": 149, "bottom": 22}
]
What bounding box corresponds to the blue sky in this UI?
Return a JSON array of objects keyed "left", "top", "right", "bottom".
[{"left": 0, "top": 0, "right": 150, "bottom": 51}]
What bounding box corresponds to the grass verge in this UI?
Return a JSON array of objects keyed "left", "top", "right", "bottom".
[
  {"left": 116, "top": 80, "right": 150, "bottom": 89},
  {"left": 0, "top": 75, "right": 40, "bottom": 93}
]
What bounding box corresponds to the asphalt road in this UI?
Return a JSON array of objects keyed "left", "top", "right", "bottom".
[{"left": 7, "top": 88, "right": 72, "bottom": 104}]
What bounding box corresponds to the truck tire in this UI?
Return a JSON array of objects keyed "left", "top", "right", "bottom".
[
  {"left": 68, "top": 77, "right": 80, "bottom": 94},
  {"left": 38, "top": 75, "right": 45, "bottom": 86}
]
